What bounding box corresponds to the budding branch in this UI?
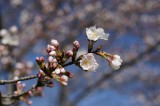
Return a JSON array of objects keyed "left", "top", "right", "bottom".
[{"left": 0, "top": 75, "right": 38, "bottom": 85}]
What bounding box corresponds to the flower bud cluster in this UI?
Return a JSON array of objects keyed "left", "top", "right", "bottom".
[
  {"left": 36, "top": 39, "right": 78, "bottom": 86},
  {"left": 14, "top": 81, "right": 32, "bottom": 105}
]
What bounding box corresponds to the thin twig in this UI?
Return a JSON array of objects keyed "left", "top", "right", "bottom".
[{"left": 0, "top": 75, "right": 38, "bottom": 85}]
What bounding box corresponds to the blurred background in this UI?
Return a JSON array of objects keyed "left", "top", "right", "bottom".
[{"left": 0, "top": 0, "right": 160, "bottom": 106}]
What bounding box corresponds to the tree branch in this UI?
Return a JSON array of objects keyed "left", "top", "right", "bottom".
[
  {"left": 69, "top": 40, "right": 160, "bottom": 106},
  {"left": 0, "top": 75, "right": 38, "bottom": 85}
]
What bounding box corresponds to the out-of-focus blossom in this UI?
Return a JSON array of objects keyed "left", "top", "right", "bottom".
[
  {"left": 0, "top": 26, "right": 19, "bottom": 46},
  {"left": 1, "top": 56, "right": 12, "bottom": 65},
  {"left": 1, "top": 34, "right": 19, "bottom": 46},
  {"left": 86, "top": 26, "right": 109, "bottom": 41},
  {"left": 80, "top": 53, "right": 99, "bottom": 72},
  {"left": 9, "top": 26, "right": 18, "bottom": 34},
  {"left": 19, "top": 10, "right": 32, "bottom": 25},
  {"left": 10, "top": 0, "right": 23, "bottom": 7},
  {"left": 0, "top": 45, "right": 9, "bottom": 56},
  {"left": 0, "top": 29, "right": 8, "bottom": 37},
  {"left": 14, "top": 61, "right": 33, "bottom": 76}
]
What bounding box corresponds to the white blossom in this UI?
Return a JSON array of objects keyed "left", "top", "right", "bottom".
[
  {"left": 110, "top": 55, "right": 123, "bottom": 70},
  {"left": 80, "top": 53, "right": 99, "bottom": 72},
  {"left": 86, "top": 26, "right": 109, "bottom": 41},
  {"left": 10, "top": 0, "right": 23, "bottom": 7}
]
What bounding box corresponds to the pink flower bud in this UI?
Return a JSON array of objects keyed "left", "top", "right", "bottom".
[
  {"left": 46, "top": 44, "right": 56, "bottom": 53},
  {"left": 48, "top": 56, "right": 54, "bottom": 62},
  {"left": 51, "top": 39, "right": 59, "bottom": 47},
  {"left": 65, "top": 71, "right": 74, "bottom": 78},
  {"left": 53, "top": 59, "right": 57, "bottom": 63},
  {"left": 47, "top": 81, "right": 54, "bottom": 87},
  {"left": 26, "top": 100, "right": 32, "bottom": 105},
  {"left": 55, "top": 68, "right": 60, "bottom": 74},
  {"left": 61, "top": 81, "right": 68, "bottom": 86},
  {"left": 52, "top": 62, "right": 57, "bottom": 68},
  {"left": 28, "top": 91, "right": 33, "bottom": 96},
  {"left": 61, "top": 75, "right": 68, "bottom": 82},
  {"left": 60, "top": 68, "right": 65, "bottom": 73},
  {"left": 66, "top": 50, "right": 73, "bottom": 57},
  {"left": 22, "top": 83, "right": 26, "bottom": 88},
  {"left": 49, "top": 51, "right": 57, "bottom": 56},
  {"left": 36, "top": 57, "right": 44, "bottom": 63},
  {"left": 60, "top": 75, "right": 68, "bottom": 86},
  {"left": 14, "top": 91, "right": 18, "bottom": 95},
  {"left": 73, "top": 40, "right": 80, "bottom": 49},
  {"left": 16, "top": 81, "right": 21, "bottom": 87}
]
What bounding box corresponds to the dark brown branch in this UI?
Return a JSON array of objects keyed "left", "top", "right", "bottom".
[
  {"left": 0, "top": 75, "right": 38, "bottom": 85},
  {"left": 69, "top": 40, "right": 160, "bottom": 106}
]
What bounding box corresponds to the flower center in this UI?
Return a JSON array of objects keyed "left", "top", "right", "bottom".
[
  {"left": 92, "top": 32, "right": 97, "bottom": 38},
  {"left": 83, "top": 59, "right": 89, "bottom": 66}
]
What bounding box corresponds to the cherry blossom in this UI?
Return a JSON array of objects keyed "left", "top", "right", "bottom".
[
  {"left": 80, "top": 53, "right": 99, "bottom": 72},
  {"left": 86, "top": 26, "right": 109, "bottom": 41}
]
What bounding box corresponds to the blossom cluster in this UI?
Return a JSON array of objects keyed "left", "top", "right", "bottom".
[
  {"left": 14, "top": 81, "right": 44, "bottom": 105},
  {"left": 0, "top": 26, "right": 122, "bottom": 105},
  {"left": 35, "top": 26, "right": 122, "bottom": 89},
  {"left": 0, "top": 26, "right": 19, "bottom": 46}
]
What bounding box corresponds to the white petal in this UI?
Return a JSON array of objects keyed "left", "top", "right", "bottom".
[
  {"left": 100, "top": 33, "right": 109, "bottom": 40},
  {"left": 55, "top": 68, "right": 60, "bottom": 74}
]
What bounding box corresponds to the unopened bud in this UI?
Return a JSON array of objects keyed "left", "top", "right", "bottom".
[
  {"left": 65, "top": 71, "right": 74, "bottom": 78},
  {"left": 61, "top": 81, "right": 68, "bottom": 86},
  {"left": 66, "top": 50, "right": 73, "bottom": 57},
  {"left": 47, "top": 81, "right": 54, "bottom": 87},
  {"left": 22, "top": 83, "right": 26, "bottom": 88},
  {"left": 61, "top": 75, "right": 68, "bottom": 82},
  {"left": 55, "top": 68, "right": 60, "bottom": 74},
  {"left": 28, "top": 91, "right": 33, "bottom": 96},
  {"left": 49, "top": 51, "right": 57, "bottom": 56},
  {"left": 60, "top": 68, "right": 65, "bottom": 73},
  {"left": 27, "top": 100, "right": 32, "bottom": 105},
  {"left": 51, "top": 39, "right": 59, "bottom": 48},
  {"left": 36, "top": 57, "right": 44, "bottom": 64},
  {"left": 48, "top": 56, "right": 54, "bottom": 62},
  {"left": 73, "top": 40, "right": 80, "bottom": 49}
]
